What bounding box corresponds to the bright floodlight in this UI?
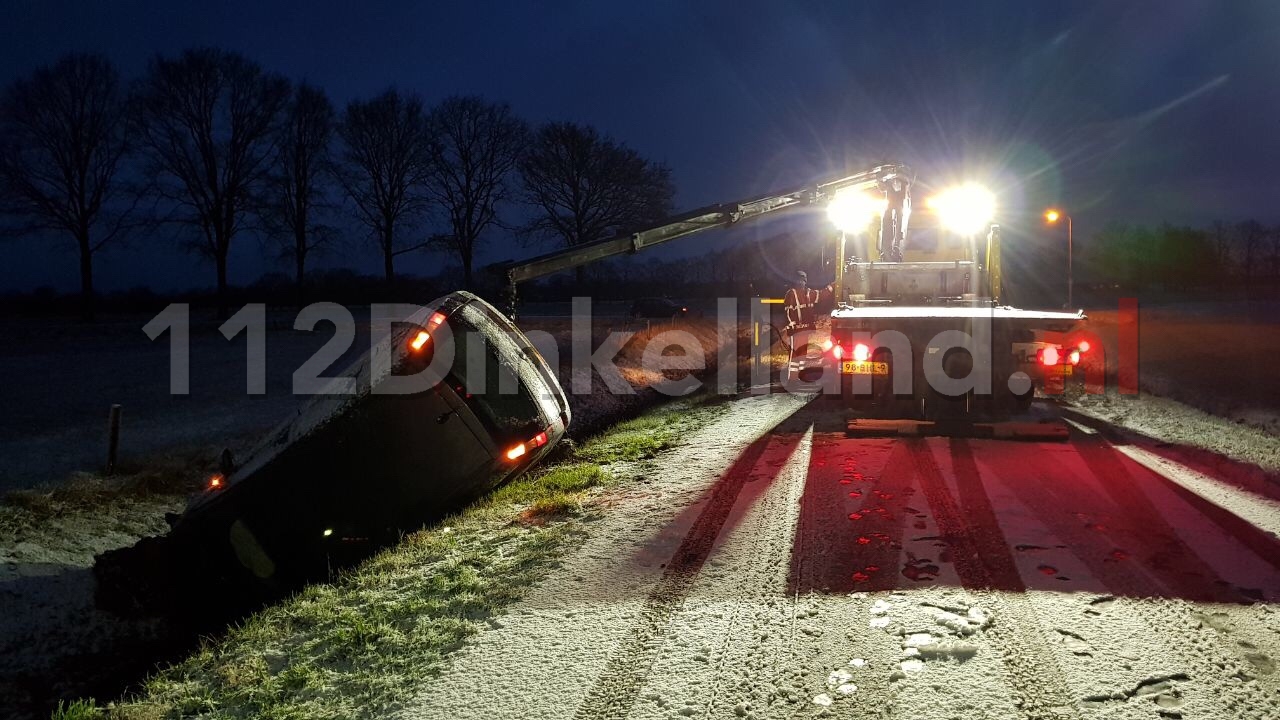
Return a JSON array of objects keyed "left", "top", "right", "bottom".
[
  {"left": 826, "top": 189, "right": 887, "bottom": 234},
  {"left": 927, "top": 183, "right": 996, "bottom": 236}
]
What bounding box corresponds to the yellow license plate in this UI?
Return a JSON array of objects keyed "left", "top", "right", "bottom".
[
  {"left": 1061, "top": 365, "right": 1073, "bottom": 376},
  {"left": 841, "top": 361, "right": 889, "bottom": 375}
]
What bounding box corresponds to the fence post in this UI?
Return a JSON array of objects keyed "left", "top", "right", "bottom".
[{"left": 106, "top": 404, "right": 122, "bottom": 475}]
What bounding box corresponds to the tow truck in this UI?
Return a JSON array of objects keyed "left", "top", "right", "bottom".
[{"left": 505, "top": 163, "right": 1087, "bottom": 427}]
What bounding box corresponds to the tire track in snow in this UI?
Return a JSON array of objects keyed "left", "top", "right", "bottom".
[
  {"left": 398, "top": 393, "right": 809, "bottom": 720},
  {"left": 909, "top": 438, "right": 1083, "bottom": 720},
  {"left": 684, "top": 426, "right": 813, "bottom": 719},
  {"left": 574, "top": 425, "right": 809, "bottom": 720},
  {"left": 985, "top": 436, "right": 1280, "bottom": 714},
  {"left": 789, "top": 438, "right": 916, "bottom": 594},
  {"left": 789, "top": 432, "right": 930, "bottom": 719},
  {"left": 1071, "top": 435, "right": 1242, "bottom": 602}
]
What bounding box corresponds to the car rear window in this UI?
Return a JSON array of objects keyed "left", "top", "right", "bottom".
[{"left": 444, "top": 303, "right": 544, "bottom": 441}]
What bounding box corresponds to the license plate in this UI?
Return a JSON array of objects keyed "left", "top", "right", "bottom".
[
  {"left": 841, "top": 361, "right": 889, "bottom": 375},
  {"left": 1061, "top": 365, "right": 1073, "bottom": 376}
]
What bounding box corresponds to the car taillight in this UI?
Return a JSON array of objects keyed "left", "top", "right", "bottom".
[
  {"left": 429, "top": 312, "right": 446, "bottom": 326},
  {"left": 832, "top": 344, "right": 844, "bottom": 360},
  {"left": 1038, "top": 346, "right": 1060, "bottom": 366},
  {"left": 505, "top": 429, "right": 551, "bottom": 462},
  {"left": 1077, "top": 340, "right": 1091, "bottom": 353},
  {"left": 410, "top": 330, "right": 430, "bottom": 351},
  {"left": 207, "top": 473, "right": 224, "bottom": 491},
  {"left": 1069, "top": 349, "right": 1081, "bottom": 365},
  {"left": 853, "top": 343, "right": 871, "bottom": 362}
]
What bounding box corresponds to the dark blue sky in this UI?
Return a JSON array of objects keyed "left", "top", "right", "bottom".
[{"left": 2, "top": 1, "right": 1277, "bottom": 293}]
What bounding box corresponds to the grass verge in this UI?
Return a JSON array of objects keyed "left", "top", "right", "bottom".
[{"left": 85, "top": 393, "right": 726, "bottom": 720}]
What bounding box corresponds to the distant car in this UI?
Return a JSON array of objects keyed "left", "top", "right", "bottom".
[
  {"left": 97, "top": 291, "right": 571, "bottom": 602},
  {"left": 630, "top": 297, "right": 689, "bottom": 319}
]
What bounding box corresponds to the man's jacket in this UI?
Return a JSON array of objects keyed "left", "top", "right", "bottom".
[{"left": 784, "top": 287, "right": 822, "bottom": 332}]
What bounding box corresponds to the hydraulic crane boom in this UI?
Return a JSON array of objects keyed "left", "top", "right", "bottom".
[{"left": 505, "top": 163, "right": 912, "bottom": 306}]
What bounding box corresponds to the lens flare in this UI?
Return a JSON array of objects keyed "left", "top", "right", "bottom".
[
  {"left": 927, "top": 183, "right": 996, "bottom": 236},
  {"left": 827, "top": 189, "right": 887, "bottom": 234}
]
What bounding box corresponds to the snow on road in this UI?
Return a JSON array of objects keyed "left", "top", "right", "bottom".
[{"left": 399, "top": 393, "right": 1280, "bottom": 720}]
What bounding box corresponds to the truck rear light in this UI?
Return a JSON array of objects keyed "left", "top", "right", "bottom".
[
  {"left": 1038, "top": 346, "right": 1060, "bottom": 366},
  {"left": 505, "top": 443, "right": 527, "bottom": 460},
  {"left": 428, "top": 311, "right": 446, "bottom": 326},
  {"left": 821, "top": 338, "right": 833, "bottom": 352},
  {"left": 853, "top": 343, "right": 871, "bottom": 362},
  {"left": 832, "top": 344, "right": 844, "bottom": 360},
  {"left": 1077, "top": 340, "right": 1091, "bottom": 353},
  {"left": 410, "top": 331, "right": 431, "bottom": 351},
  {"left": 1068, "top": 349, "right": 1081, "bottom": 365}
]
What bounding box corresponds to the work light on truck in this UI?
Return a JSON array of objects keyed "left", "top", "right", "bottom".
[
  {"left": 927, "top": 182, "right": 996, "bottom": 236},
  {"left": 826, "top": 189, "right": 887, "bottom": 234}
]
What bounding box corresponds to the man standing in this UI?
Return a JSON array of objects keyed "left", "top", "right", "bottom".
[{"left": 784, "top": 270, "right": 822, "bottom": 369}]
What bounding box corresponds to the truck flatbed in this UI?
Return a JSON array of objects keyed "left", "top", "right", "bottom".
[{"left": 832, "top": 305, "right": 1084, "bottom": 332}]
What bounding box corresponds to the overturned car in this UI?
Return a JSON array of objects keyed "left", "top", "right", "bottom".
[{"left": 97, "top": 291, "right": 570, "bottom": 610}]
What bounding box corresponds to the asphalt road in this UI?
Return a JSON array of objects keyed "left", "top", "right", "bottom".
[{"left": 405, "top": 392, "right": 1280, "bottom": 720}]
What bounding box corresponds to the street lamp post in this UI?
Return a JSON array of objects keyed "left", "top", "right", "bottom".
[{"left": 1044, "top": 209, "right": 1073, "bottom": 308}]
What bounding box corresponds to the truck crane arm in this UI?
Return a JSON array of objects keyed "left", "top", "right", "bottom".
[{"left": 504, "top": 163, "right": 912, "bottom": 305}]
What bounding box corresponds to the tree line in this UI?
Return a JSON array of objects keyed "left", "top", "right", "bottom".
[
  {"left": 1082, "top": 220, "right": 1280, "bottom": 292},
  {"left": 0, "top": 49, "right": 675, "bottom": 320}
]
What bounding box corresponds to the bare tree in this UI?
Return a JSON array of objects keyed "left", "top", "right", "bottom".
[
  {"left": 424, "top": 96, "right": 527, "bottom": 289},
  {"left": 1237, "top": 219, "right": 1265, "bottom": 290},
  {"left": 1207, "top": 220, "right": 1236, "bottom": 284},
  {"left": 267, "top": 82, "right": 335, "bottom": 306},
  {"left": 131, "top": 48, "right": 289, "bottom": 318},
  {"left": 0, "top": 53, "right": 133, "bottom": 321},
  {"left": 335, "top": 89, "right": 432, "bottom": 284},
  {"left": 1269, "top": 224, "right": 1280, "bottom": 283},
  {"left": 519, "top": 122, "right": 675, "bottom": 283}
]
